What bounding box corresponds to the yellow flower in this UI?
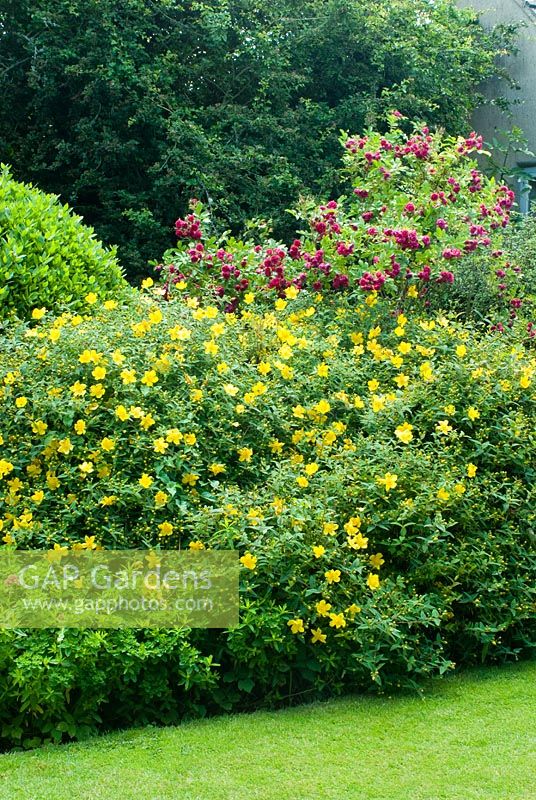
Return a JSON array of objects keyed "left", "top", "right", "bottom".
[
  {"left": 154, "top": 490, "right": 169, "bottom": 507},
  {"left": 311, "top": 628, "right": 327, "bottom": 644},
  {"left": 115, "top": 405, "right": 130, "bottom": 421},
  {"left": 153, "top": 438, "right": 169, "bottom": 454},
  {"left": 287, "top": 618, "right": 304, "bottom": 634},
  {"left": 141, "top": 370, "right": 158, "bottom": 387},
  {"left": 456, "top": 344, "right": 467, "bottom": 358},
  {"left": 89, "top": 383, "right": 105, "bottom": 399},
  {"left": 420, "top": 361, "right": 434, "bottom": 382},
  {"left": 79, "top": 349, "right": 101, "bottom": 364},
  {"left": 257, "top": 361, "right": 271, "bottom": 375},
  {"left": 467, "top": 463, "right": 477, "bottom": 478},
  {"left": 304, "top": 462, "right": 319, "bottom": 477},
  {"left": 111, "top": 349, "right": 125, "bottom": 365},
  {"left": 208, "top": 463, "right": 226, "bottom": 475},
  {"left": 454, "top": 483, "right": 466, "bottom": 495},
  {"left": 240, "top": 552, "right": 257, "bottom": 570},
  {"left": 140, "top": 414, "right": 155, "bottom": 430},
  {"left": 79, "top": 461, "right": 94, "bottom": 475},
  {"left": 183, "top": 433, "right": 197, "bottom": 446},
  {"left": 325, "top": 569, "right": 341, "bottom": 584},
  {"left": 139, "top": 473, "right": 154, "bottom": 489},
  {"left": 394, "top": 374, "right": 410, "bottom": 388},
  {"left": 328, "top": 612, "right": 346, "bottom": 629},
  {"left": 316, "top": 599, "right": 332, "bottom": 616},
  {"left": 296, "top": 476, "right": 309, "bottom": 488},
  {"left": 166, "top": 428, "right": 183, "bottom": 444},
  {"left": 141, "top": 277, "right": 154, "bottom": 289},
  {"left": 120, "top": 369, "right": 136, "bottom": 385},
  {"left": 367, "top": 379, "right": 379, "bottom": 392},
  {"left": 149, "top": 308, "right": 163, "bottom": 325},
  {"left": 347, "top": 533, "right": 368, "bottom": 550},
  {"left": 92, "top": 366, "right": 106, "bottom": 381},
  {"left": 376, "top": 472, "right": 398, "bottom": 492},
  {"left": 520, "top": 375, "right": 531, "bottom": 389},
  {"left": 436, "top": 420, "right": 453, "bottom": 435},
  {"left": 204, "top": 340, "right": 219, "bottom": 356},
  {"left": 31, "top": 490, "right": 45, "bottom": 504},
  {"left": 158, "top": 521, "right": 173, "bottom": 537},
  {"left": 395, "top": 422, "right": 413, "bottom": 444},
  {"left": 367, "top": 573, "right": 380, "bottom": 590},
  {"left": 317, "top": 363, "right": 329, "bottom": 378},
  {"left": 238, "top": 447, "right": 253, "bottom": 462},
  {"left": 323, "top": 522, "right": 338, "bottom": 536},
  {"left": 58, "top": 438, "right": 73, "bottom": 455},
  {"left": 371, "top": 395, "right": 385, "bottom": 413},
  {"left": 100, "top": 437, "right": 115, "bottom": 452},
  {"left": 100, "top": 495, "right": 118, "bottom": 506},
  {"left": 182, "top": 473, "right": 199, "bottom": 486},
  {"left": 70, "top": 381, "right": 86, "bottom": 397},
  {"left": 312, "top": 545, "right": 325, "bottom": 558},
  {"left": 467, "top": 407, "right": 480, "bottom": 421},
  {"left": 31, "top": 307, "right": 47, "bottom": 320},
  {"left": 223, "top": 383, "right": 239, "bottom": 397},
  {"left": 15, "top": 396, "right": 28, "bottom": 408},
  {"left": 74, "top": 420, "right": 86, "bottom": 435},
  {"left": 103, "top": 300, "right": 117, "bottom": 311},
  {"left": 85, "top": 292, "right": 98, "bottom": 304},
  {"left": 398, "top": 341, "right": 411, "bottom": 354},
  {"left": 369, "top": 552, "right": 385, "bottom": 569},
  {"left": 32, "top": 420, "right": 48, "bottom": 436},
  {"left": 189, "top": 540, "right": 205, "bottom": 550}
]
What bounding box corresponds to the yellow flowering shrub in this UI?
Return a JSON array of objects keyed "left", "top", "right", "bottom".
[{"left": 0, "top": 288, "right": 535, "bottom": 747}]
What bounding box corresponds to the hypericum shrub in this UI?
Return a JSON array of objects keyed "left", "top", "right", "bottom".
[
  {"left": 0, "top": 165, "right": 127, "bottom": 321},
  {"left": 0, "top": 288, "right": 534, "bottom": 746},
  {"left": 156, "top": 117, "right": 532, "bottom": 334}
]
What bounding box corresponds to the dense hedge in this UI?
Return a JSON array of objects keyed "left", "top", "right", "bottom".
[
  {"left": 0, "top": 166, "right": 127, "bottom": 321},
  {"left": 0, "top": 291, "right": 534, "bottom": 748}
]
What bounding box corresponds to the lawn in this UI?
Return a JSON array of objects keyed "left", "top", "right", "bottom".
[{"left": 0, "top": 661, "right": 534, "bottom": 800}]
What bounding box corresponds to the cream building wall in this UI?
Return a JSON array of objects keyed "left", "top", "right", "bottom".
[{"left": 457, "top": 0, "right": 536, "bottom": 211}]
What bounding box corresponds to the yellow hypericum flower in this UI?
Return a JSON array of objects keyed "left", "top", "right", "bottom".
[
  {"left": 257, "top": 361, "right": 271, "bottom": 375},
  {"left": 454, "top": 483, "right": 466, "bottom": 495},
  {"left": 153, "top": 438, "right": 169, "bottom": 454},
  {"left": 58, "top": 438, "right": 73, "bottom": 455},
  {"left": 158, "top": 521, "right": 173, "bottom": 537},
  {"left": 103, "top": 300, "right": 118, "bottom": 311},
  {"left": 32, "top": 420, "right": 48, "bottom": 436},
  {"left": 168, "top": 325, "right": 192, "bottom": 341},
  {"left": 467, "top": 463, "right": 477, "bottom": 478},
  {"left": 367, "top": 573, "right": 380, "bottom": 590},
  {"left": 31, "top": 307, "right": 47, "bottom": 320},
  {"left": 394, "top": 374, "right": 410, "bottom": 388},
  {"left": 325, "top": 569, "right": 341, "bottom": 584},
  {"left": 395, "top": 422, "right": 413, "bottom": 444},
  {"left": 154, "top": 491, "right": 169, "bottom": 508},
  {"left": 398, "top": 341, "right": 411, "bottom": 355},
  {"left": 287, "top": 618, "right": 304, "bottom": 634},
  {"left": 140, "top": 414, "right": 155, "bottom": 430},
  {"left": 407, "top": 285, "right": 419, "bottom": 298},
  {"left": 292, "top": 404, "right": 306, "bottom": 419},
  {"left": 329, "top": 612, "right": 346, "bottom": 629},
  {"left": 444, "top": 404, "right": 456, "bottom": 415},
  {"left": 149, "top": 308, "right": 163, "bottom": 325},
  {"left": 436, "top": 420, "right": 453, "bottom": 435},
  {"left": 141, "top": 277, "right": 154, "bottom": 289},
  {"left": 120, "top": 369, "right": 136, "bottom": 385},
  {"left": 316, "top": 599, "right": 332, "bottom": 617},
  {"left": 369, "top": 552, "right": 385, "bottom": 570},
  {"left": 456, "top": 344, "right": 467, "bottom": 358},
  {"left": 79, "top": 349, "right": 100, "bottom": 364},
  {"left": 70, "top": 381, "right": 87, "bottom": 397},
  {"left": 311, "top": 628, "right": 327, "bottom": 644},
  {"left": 79, "top": 461, "right": 94, "bottom": 475},
  {"left": 92, "top": 366, "right": 106, "bottom": 381},
  {"left": 520, "top": 375, "right": 531, "bottom": 389},
  {"left": 183, "top": 433, "right": 197, "bottom": 446},
  {"left": 208, "top": 463, "right": 226, "bottom": 475},
  {"left": 0, "top": 459, "right": 14, "bottom": 480},
  {"left": 240, "top": 552, "right": 257, "bottom": 570},
  {"left": 304, "top": 462, "right": 319, "bottom": 477},
  {"left": 115, "top": 405, "right": 130, "bottom": 421},
  {"left": 347, "top": 533, "right": 368, "bottom": 550},
  {"left": 312, "top": 545, "right": 325, "bottom": 558},
  {"left": 371, "top": 395, "right": 386, "bottom": 413},
  {"left": 317, "top": 363, "right": 329, "bottom": 378},
  {"left": 204, "top": 340, "right": 219, "bottom": 356},
  {"left": 189, "top": 540, "right": 205, "bottom": 551},
  {"left": 467, "top": 407, "right": 480, "bottom": 421},
  {"left": 314, "top": 399, "right": 331, "bottom": 415},
  {"left": 139, "top": 473, "right": 154, "bottom": 489},
  {"left": 296, "top": 476, "right": 309, "bottom": 488},
  {"left": 420, "top": 361, "right": 434, "bottom": 382},
  {"left": 111, "top": 349, "right": 125, "bottom": 365},
  {"left": 100, "top": 437, "right": 115, "bottom": 452},
  {"left": 367, "top": 379, "right": 379, "bottom": 392},
  {"left": 90, "top": 383, "right": 105, "bottom": 399},
  {"left": 377, "top": 472, "right": 398, "bottom": 492},
  {"left": 85, "top": 292, "right": 98, "bottom": 304},
  {"left": 323, "top": 522, "right": 338, "bottom": 536},
  {"left": 166, "top": 428, "right": 182, "bottom": 444},
  {"left": 100, "top": 495, "right": 118, "bottom": 506},
  {"left": 271, "top": 496, "right": 285, "bottom": 515},
  {"left": 74, "top": 420, "right": 86, "bottom": 435},
  {"left": 182, "top": 473, "right": 199, "bottom": 486},
  {"left": 141, "top": 370, "right": 158, "bottom": 387},
  {"left": 223, "top": 383, "right": 239, "bottom": 397},
  {"left": 237, "top": 447, "right": 252, "bottom": 462},
  {"left": 437, "top": 487, "right": 450, "bottom": 502},
  {"left": 31, "top": 490, "right": 45, "bottom": 504}
]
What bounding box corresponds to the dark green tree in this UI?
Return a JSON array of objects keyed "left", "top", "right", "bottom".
[{"left": 0, "top": 0, "right": 517, "bottom": 279}]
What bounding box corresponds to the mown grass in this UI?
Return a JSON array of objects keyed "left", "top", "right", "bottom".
[{"left": 0, "top": 661, "right": 534, "bottom": 800}]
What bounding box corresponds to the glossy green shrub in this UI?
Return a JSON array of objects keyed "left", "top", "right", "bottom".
[{"left": 0, "top": 166, "right": 126, "bottom": 320}]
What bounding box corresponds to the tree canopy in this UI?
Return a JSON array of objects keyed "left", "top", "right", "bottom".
[{"left": 0, "top": 0, "right": 516, "bottom": 278}]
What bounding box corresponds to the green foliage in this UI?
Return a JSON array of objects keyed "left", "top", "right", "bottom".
[
  {"left": 0, "top": 0, "right": 517, "bottom": 279},
  {"left": 0, "top": 166, "right": 127, "bottom": 321},
  {"left": 0, "top": 288, "right": 534, "bottom": 747}
]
